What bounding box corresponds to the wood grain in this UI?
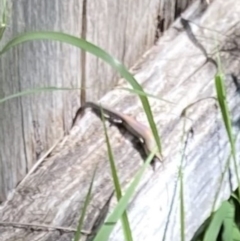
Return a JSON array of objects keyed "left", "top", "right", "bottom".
[
  {"left": 2, "top": 0, "right": 239, "bottom": 240},
  {"left": 0, "top": 0, "right": 194, "bottom": 202}
]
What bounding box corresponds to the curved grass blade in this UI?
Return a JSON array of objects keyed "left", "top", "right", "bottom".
[
  {"left": 180, "top": 97, "right": 217, "bottom": 117},
  {"left": 0, "top": 31, "right": 161, "bottom": 156},
  {"left": 0, "top": 86, "right": 82, "bottom": 104},
  {"left": 100, "top": 106, "right": 133, "bottom": 241},
  {"left": 74, "top": 166, "right": 97, "bottom": 241},
  {"left": 214, "top": 42, "right": 240, "bottom": 199},
  {"left": 119, "top": 87, "right": 175, "bottom": 104},
  {"left": 215, "top": 73, "right": 240, "bottom": 198},
  {"left": 93, "top": 149, "right": 156, "bottom": 241}
]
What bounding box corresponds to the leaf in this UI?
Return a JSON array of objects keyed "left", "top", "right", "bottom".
[
  {"left": 215, "top": 73, "right": 240, "bottom": 199},
  {"left": 222, "top": 201, "right": 234, "bottom": 241},
  {"left": 74, "top": 167, "right": 97, "bottom": 241},
  {"left": 232, "top": 223, "right": 240, "bottom": 241},
  {"left": 100, "top": 106, "right": 133, "bottom": 241},
  {"left": 93, "top": 149, "right": 156, "bottom": 241},
  {"left": 203, "top": 201, "right": 229, "bottom": 241},
  {"left": 0, "top": 86, "right": 81, "bottom": 104},
  {"left": 119, "top": 87, "right": 175, "bottom": 104}
]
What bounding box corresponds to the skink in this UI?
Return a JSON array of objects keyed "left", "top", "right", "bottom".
[{"left": 72, "top": 102, "right": 162, "bottom": 163}]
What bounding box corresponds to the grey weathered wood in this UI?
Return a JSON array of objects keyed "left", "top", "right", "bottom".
[
  {"left": 0, "top": 0, "right": 83, "bottom": 202},
  {"left": 0, "top": 0, "right": 195, "bottom": 202},
  {"left": 1, "top": 0, "right": 239, "bottom": 240}
]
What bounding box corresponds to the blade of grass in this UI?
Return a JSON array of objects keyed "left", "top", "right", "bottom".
[
  {"left": 222, "top": 201, "right": 234, "bottom": 241},
  {"left": 179, "top": 126, "right": 185, "bottom": 241},
  {"left": 0, "top": 86, "right": 82, "bottom": 104},
  {"left": 0, "top": 31, "right": 162, "bottom": 158},
  {"left": 100, "top": 106, "right": 133, "bottom": 241},
  {"left": 203, "top": 201, "right": 229, "bottom": 241},
  {"left": 211, "top": 152, "right": 232, "bottom": 211},
  {"left": 211, "top": 133, "right": 239, "bottom": 213},
  {"left": 214, "top": 74, "right": 235, "bottom": 157},
  {"left": 118, "top": 87, "right": 175, "bottom": 104},
  {"left": 0, "top": 25, "right": 5, "bottom": 40},
  {"left": 93, "top": 149, "right": 156, "bottom": 241},
  {"left": 179, "top": 165, "right": 185, "bottom": 241},
  {"left": 191, "top": 219, "right": 211, "bottom": 241},
  {"left": 178, "top": 117, "right": 188, "bottom": 241},
  {"left": 0, "top": 0, "right": 7, "bottom": 40},
  {"left": 215, "top": 42, "right": 240, "bottom": 198},
  {"left": 214, "top": 73, "right": 240, "bottom": 198},
  {"left": 232, "top": 222, "right": 240, "bottom": 241},
  {"left": 74, "top": 166, "right": 97, "bottom": 241},
  {"left": 180, "top": 97, "right": 217, "bottom": 117}
]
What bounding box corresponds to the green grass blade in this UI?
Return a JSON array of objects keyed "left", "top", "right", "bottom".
[
  {"left": 178, "top": 116, "right": 190, "bottom": 241},
  {"left": 222, "top": 201, "right": 234, "bottom": 241},
  {"left": 211, "top": 133, "right": 239, "bottom": 213},
  {"left": 119, "top": 87, "right": 175, "bottom": 104},
  {"left": 179, "top": 166, "right": 185, "bottom": 241},
  {"left": 93, "top": 149, "right": 156, "bottom": 241},
  {"left": 211, "top": 152, "right": 232, "bottom": 212},
  {"left": 0, "top": 25, "right": 5, "bottom": 40},
  {"left": 180, "top": 97, "right": 217, "bottom": 117},
  {"left": 100, "top": 106, "right": 133, "bottom": 241},
  {"left": 191, "top": 219, "right": 211, "bottom": 241},
  {"left": 214, "top": 74, "right": 234, "bottom": 148},
  {"left": 0, "top": 31, "right": 162, "bottom": 158},
  {"left": 203, "top": 201, "right": 229, "bottom": 241},
  {"left": 0, "top": 86, "right": 82, "bottom": 104},
  {"left": 214, "top": 41, "right": 240, "bottom": 199},
  {"left": 232, "top": 223, "right": 240, "bottom": 241},
  {"left": 214, "top": 73, "right": 240, "bottom": 198},
  {"left": 74, "top": 166, "right": 97, "bottom": 241},
  {"left": 0, "top": 0, "right": 7, "bottom": 40}
]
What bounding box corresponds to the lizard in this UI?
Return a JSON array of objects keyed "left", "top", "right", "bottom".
[{"left": 72, "top": 102, "right": 162, "bottom": 164}]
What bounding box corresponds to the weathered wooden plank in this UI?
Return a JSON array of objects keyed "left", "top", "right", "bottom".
[
  {"left": 0, "top": 0, "right": 83, "bottom": 202},
  {"left": 0, "top": 0, "right": 196, "bottom": 202},
  {"left": 1, "top": 0, "right": 239, "bottom": 240}
]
